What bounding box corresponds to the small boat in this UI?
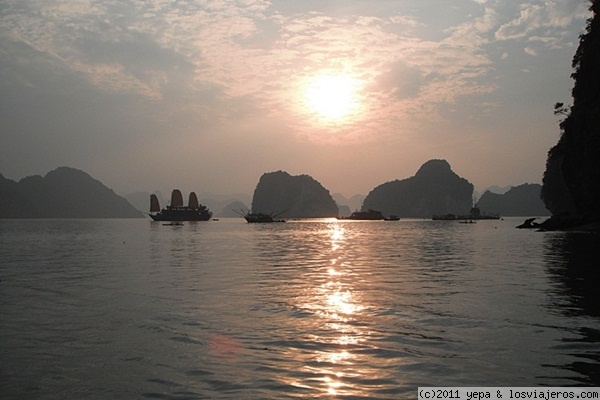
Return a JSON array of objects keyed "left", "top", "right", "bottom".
[
  {"left": 337, "top": 209, "right": 384, "bottom": 220},
  {"left": 149, "top": 190, "right": 212, "bottom": 221},
  {"left": 384, "top": 215, "right": 400, "bottom": 221},
  {"left": 235, "top": 210, "right": 286, "bottom": 223},
  {"left": 433, "top": 206, "right": 499, "bottom": 221}
]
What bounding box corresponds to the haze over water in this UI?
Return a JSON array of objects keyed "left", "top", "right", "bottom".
[{"left": 1, "top": 218, "right": 600, "bottom": 399}]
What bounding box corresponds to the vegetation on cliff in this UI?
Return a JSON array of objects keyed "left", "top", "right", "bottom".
[{"left": 542, "top": 1, "right": 600, "bottom": 229}]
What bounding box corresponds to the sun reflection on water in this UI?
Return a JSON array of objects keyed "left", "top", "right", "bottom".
[
  {"left": 293, "top": 221, "right": 373, "bottom": 397},
  {"left": 327, "top": 289, "right": 364, "bottom": 317}
]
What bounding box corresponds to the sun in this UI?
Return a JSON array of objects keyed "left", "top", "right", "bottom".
[{"left": 303, "top": 73, "right": 362, "bottom": 122}]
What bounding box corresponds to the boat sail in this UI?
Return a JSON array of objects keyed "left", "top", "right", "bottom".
[
  {"left": 188, "top": 192, "right": 199, "bottom": 209},
  {"left": 172, "top": 190, "right": 184, "bottom": 207},
  {"left": 149, "top": 190, "right": 212, "bottom": 221},
  {"left": 150, "top": 194, "right": 160, "bottom": 213}
]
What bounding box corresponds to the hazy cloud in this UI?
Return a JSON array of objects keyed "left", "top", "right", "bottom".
[
  {"left": 0, "top": 0, "right": 591, "bottom": 196},
  {"left": 495, "top": 0, "right": 589, "bottom": 41}
]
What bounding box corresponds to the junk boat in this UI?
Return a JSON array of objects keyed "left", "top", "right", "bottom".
[
  {"left": 149, "top": 190, "right": 212, "bottom": 221},
  {"left": 337, "top": 209, "right": 385, "bottom": 220}
]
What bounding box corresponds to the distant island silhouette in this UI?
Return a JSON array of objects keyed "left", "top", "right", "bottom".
[
  {"left": 477, "top": 184, "right": 550, "bottom": 217},
  {"left": 1, "top": 162, "right": 552, "bottom": 219},
  {"left": 0, "top": 167, "right": 143, "bottom": 218},
  {"left": 250, "top": 171, "right": 339, "bottom": 218},
  {"left": 362, "top": 159, "right": 473, "bottom": 218}
]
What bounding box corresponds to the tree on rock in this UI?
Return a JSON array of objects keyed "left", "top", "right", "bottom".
[{"left": 542, "top": 1, "right": 600, "bottom": 224}]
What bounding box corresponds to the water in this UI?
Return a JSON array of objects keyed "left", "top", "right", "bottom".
[{"left": 1, "top": 218, "right": 599, "bottom": 399}]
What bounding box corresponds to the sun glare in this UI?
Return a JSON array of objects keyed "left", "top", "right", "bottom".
[{"left": 303, "top": 73, "right": 362, "bottom": 122}]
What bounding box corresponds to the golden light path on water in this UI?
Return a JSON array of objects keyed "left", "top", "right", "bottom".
[{"left": 286, "top": 222, "right": 379, "bottom": 397}]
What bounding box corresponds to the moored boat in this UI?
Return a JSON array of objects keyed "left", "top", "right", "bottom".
[
  {"left": 246, "top": 212, "right": 285, "bottom": 223},
  {"left": 432, "top": 206, "right": 500, "bottom": 221},
  {"left": 337, "top": 209, "right": 385, "bottom": 220},
  {"left": 149, "top": 190, "right": 212, "bottom": 221},
  {"left": 236, "top": 210, "right": 286, "bottom": 223}
]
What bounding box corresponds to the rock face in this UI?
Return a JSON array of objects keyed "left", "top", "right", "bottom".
[
  {"left": 542, "top": 3, "right": 600, "bottom": 227},
  {"left": 251, "top": 171, "right": 339, "bottom": 218},
  {"left": 362, "top": 159, "right": 474, "bottom": 218},
  {"left": 477, "top": 184, "right": 550, "bottom": 216},
  {"left": 0, "top": 167, "right": 143, "bottom": 218}
]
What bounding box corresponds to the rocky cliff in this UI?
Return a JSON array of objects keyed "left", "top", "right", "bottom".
[
  {"left": 251, "top": 171, "right": 339, "bottom": 218},
  {"left": 0, "top": 167, "right": 143, "bottom": 218},
  {"left": 362, "top": 159, "right": 474, "bottom": 218},
  {"left": 541, "top": 1, "right": 600, "bottom": 229},
  {"left": 477, "top": 184, "right": 550, "bottom": 216}
]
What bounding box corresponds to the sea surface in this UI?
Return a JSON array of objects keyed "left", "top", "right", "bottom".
[{"left": 1, "top": 217, "right": 600, "bottom": 399}]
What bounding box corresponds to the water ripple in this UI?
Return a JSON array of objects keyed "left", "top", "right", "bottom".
[{"left": 2, "top": 218, "right": 600, "bottom": 398}]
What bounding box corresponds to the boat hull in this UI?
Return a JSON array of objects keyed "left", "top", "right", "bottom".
[
  {"left": 432, "top": 214, "right": 500, "bottom": 221},
  {"left": 337, "top": 209, "right": 384, "bottom": 220},
  {"left": 150, "top": 207, "right": 212, "bottom": 221},
  {"left": 244, "top": 214, "right": 285, "bottom": 223}
]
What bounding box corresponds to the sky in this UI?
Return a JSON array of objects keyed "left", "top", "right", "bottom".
[{"left": 0, "top": 0, "right": 592, "bottom": 198}]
